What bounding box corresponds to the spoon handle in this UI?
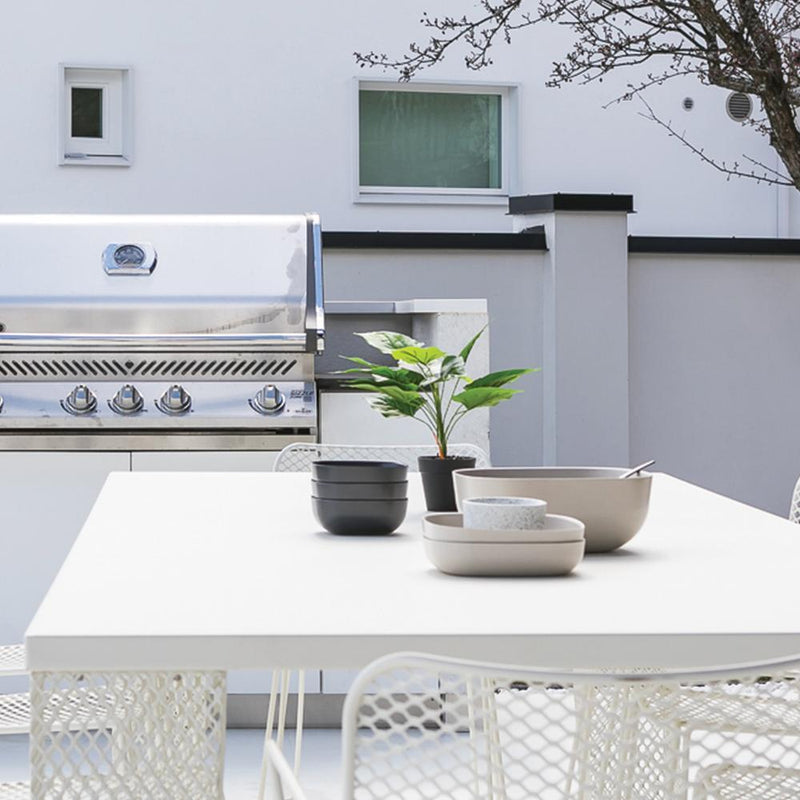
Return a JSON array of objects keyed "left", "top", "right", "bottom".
[{"left": 621, "top": 459, "right": 656, "bottom": 479}]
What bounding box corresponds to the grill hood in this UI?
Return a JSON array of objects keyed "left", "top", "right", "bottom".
[{"left": 0, "top": 213, "right": 324, "bottom": 352}]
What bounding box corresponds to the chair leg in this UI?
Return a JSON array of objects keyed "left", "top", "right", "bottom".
[{"left": 258, "top": 669, "right": 308, "bottom": 800}]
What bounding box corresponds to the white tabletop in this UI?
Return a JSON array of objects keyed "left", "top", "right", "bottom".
[{"left": 26, "top": 472, "right": 800, "bottom": 672}]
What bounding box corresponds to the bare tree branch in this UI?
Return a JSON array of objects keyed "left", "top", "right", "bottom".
[{"left": 637, "top": 96, "right": 794, "bottom": 184}]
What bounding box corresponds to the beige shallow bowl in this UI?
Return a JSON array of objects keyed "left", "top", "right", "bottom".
[
  {"left": 423, "top": 537, "right": 585, "bottom": 577},
  {"left": 453, "top": 467, "right": 652, "bottom": 553},
  {"left": 423, "top": 512, "right": 584, "bottom": 544}
]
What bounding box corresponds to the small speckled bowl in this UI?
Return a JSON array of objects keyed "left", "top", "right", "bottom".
[{"left": 463, "top": 496, "right": 547, "bottom": 531}]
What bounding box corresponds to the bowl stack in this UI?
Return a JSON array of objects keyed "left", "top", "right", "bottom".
[
  {"left": 311, "top": 460, "right": 408, "bottom": 535},
  {"left": 422, "top": 496, "right": 585, "bottom": 576}
]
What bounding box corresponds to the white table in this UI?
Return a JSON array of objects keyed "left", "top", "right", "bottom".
[{"left": 25, "top": 471, "right": 800, "bottom": 799}]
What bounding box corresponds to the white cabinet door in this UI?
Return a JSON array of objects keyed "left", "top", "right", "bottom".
[
  {"left": 320, "top": 392, "right": 431, "bottom": 445},
  {"left": 1, "top": 452, "right": 129, "bottom": 689},
  {"left": 130, "top": 449, "right": 317, "bottom": 694}
]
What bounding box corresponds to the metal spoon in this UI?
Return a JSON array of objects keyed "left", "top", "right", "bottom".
[{"left": 620, "top": 459, "right": 656, "bottom": 479}]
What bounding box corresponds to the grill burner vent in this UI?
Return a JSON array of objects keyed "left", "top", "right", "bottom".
[{"left": 0, "top": 356, "right": 299, "bottom": 381}]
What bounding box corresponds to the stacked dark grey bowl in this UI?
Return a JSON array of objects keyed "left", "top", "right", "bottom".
[{"left": 311, "top": 461, "right": 408, "bottom": 535}]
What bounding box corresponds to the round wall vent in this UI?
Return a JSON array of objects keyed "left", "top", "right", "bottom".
[{"left": 726, "top": 92, "right": 752, "bottom": 121}]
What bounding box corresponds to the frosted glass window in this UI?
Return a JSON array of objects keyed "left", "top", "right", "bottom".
[{"left": 359, "top": 90, "right": 502, "bottom": 190}]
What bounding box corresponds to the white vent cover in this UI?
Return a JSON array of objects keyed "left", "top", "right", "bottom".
[{"left": 726, "top": 92, "right": 752, "bottom": 121}]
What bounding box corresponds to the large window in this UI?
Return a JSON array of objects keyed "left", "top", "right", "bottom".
[{"left": 357, "top": 82, "right": 514, "bottom": 201}]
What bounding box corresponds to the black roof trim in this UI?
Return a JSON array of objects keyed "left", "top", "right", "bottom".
[
  {"left": 509, "top": 193, "right": 634, "bottom": 214},
  {"left": 322, "top": 228, "right": 547, "bottom": 250},
  {"left": 629, "top": 236, "right": 800, "bottom": 255}
]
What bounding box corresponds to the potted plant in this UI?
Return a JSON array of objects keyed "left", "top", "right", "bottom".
[{"left": 338, "top": 328, "right": 535, "bottom": 511}]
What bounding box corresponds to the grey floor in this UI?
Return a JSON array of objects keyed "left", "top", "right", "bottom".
[{"left": 0, "top": 729, "right": 342, "bottom": 800}]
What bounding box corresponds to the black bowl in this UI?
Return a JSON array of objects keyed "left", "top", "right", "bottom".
[
  {"left": 312, "top": 479, "right": 409, "bottom": 501},
  {"left": 312, "top": 497, "right": 408, "bottom": 535},
  {"left": 311, "top": 460, "right": 408, "bottom": 484}
]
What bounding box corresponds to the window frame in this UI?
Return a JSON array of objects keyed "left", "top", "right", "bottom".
[
  {"left": 354, "top": 79, "right": 517, "bottom": 204},
  {"left": 59, "top": 65, "right": 132, "bottom": 166}
]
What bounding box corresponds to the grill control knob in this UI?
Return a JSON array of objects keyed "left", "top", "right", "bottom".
[
  {"left": 110, "top": 384, "right": 144, "bottom": 415},
  {"left": 250, "top": 384, "right": 286, "bottom": 415},
  {"left": 62, "top": 385, "right": 97, "bottom": 415},
  {"left": 156, "top": 384, "right": 192, "bottom": 415}
]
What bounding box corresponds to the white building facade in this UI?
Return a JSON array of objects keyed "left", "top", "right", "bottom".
[{"left": 0, "top": 0, "right": 796, "bottom": 236}]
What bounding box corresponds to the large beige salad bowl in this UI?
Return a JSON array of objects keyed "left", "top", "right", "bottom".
[{"left": 453, "top": 467, "right": 652, "bottom": 552}]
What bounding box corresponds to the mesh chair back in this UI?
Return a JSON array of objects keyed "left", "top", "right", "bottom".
[
  {"left": 342, "top": 652, "right": 800, "bottom": 800},
  {"left": 791, "top": 476, "right": 800, "bottom": 524},
  {"left": 274, "top": 443, "right": 490, "bottom": 472}
]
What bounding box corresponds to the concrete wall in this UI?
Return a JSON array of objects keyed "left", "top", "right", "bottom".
[
  {"left": 629, "top": 252, "right": 800, "bottom": 516},
  {"left": 0, "top": 0, "right": 796, "bottom": 236},
  {"left": 323, "top": 249, "right": 546, "bottom": 466}
]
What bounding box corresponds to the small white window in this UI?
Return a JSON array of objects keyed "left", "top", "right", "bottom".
[
  {"left": 59, "top": 66, "right": 132, "bottom": 166},
  {"left": 356, "top": 80, "right": 516, "bottom": 203}
]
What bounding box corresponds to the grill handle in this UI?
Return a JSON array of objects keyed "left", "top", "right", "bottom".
[{"left": 0, "top": 332, "right": 310, "bottom": 351}]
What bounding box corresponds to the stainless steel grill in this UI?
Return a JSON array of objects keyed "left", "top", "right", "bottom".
[{"left": 0, "top": 213, "right": 324, "bottom": 450}]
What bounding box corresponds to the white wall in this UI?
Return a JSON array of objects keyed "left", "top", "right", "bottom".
[
  {"left": 629, "top": 252, "right": 800, "bottom": 516},
  {"left": 0, "top": 0, "right": 795, "bottom": 235}
]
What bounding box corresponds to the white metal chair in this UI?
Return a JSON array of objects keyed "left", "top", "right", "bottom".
[
  {"left": 274, "top": 442, "right": 491, "bottom": 472},
  {"left": 790, "top": 476, "right": 800, "bottom": 524},
  {"left": 262, "top": 651, "right": 800, "bottom": 800},
  {"left": 0, "top": 644, "right": 29, "bottom": 736},
  {"left": 0, "top": 644, "right": 28, "bottom": 799},
  {"left": 269, "top": 441, "right": 490, "bottom": 785},
  {"left": 0, "top": 784, "right": 29, "bottom": 800}
]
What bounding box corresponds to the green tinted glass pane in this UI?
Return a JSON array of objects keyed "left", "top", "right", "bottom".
[
  {"left": 71, "top": 88, "right": 103, "bottom": 138},
  {"left": 359, "top": 90, "right": 501, "bottom": 189}
]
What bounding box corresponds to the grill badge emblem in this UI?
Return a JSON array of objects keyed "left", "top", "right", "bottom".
[{"left": 102, "top": 242, "right": 157, "bottom": 275}]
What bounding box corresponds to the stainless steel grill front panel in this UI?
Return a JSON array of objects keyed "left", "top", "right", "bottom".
[
  {"left": 0, "top": 213, "right": 324, "bottom": 445},
  {"left": 0, "top": 381, "right": 316, "bottom": 430},
  {"left": 0, "top": 352, "right": 313, "bottom": 382}
]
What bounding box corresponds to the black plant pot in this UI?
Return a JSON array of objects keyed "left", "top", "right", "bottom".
[{"left": 418, "top": 455, "right": 476, "bottom": 512}]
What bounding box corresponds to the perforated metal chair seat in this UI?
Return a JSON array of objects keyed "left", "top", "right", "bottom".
[
  {"left": 0, "top": 693, "right": 29, "bottom": 735},
  {"left": 274, "top": 442, "right": 490, "bottom": 472},
  {"left": 0, "top": 782, "right": 29, "bottom": 800},
  {"left": 0, "top": 687, "right": 113, "bottom": 735},
  {"left": 697, "top": 765, "right": 800, "bottom": 800},
  {"left": 646, "top": 677, "right": 800, "bottom": 733},
  {"left": 790, "top": 476, "right": 800, "bottom": 524},
  {"left": 0, "top": 645, "right": 25, "bottom": 677}
]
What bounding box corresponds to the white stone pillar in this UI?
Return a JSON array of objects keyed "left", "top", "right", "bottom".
[{"left": 510, "top": 194, "right": 632, "bottom": 466}]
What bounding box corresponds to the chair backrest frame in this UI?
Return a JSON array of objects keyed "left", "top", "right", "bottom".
[
  {"left": 341, "top": 651, "right": 800, "bottom": 800},
  {"left": 274, "top": 442, "right": 490, "bottom": 472}
]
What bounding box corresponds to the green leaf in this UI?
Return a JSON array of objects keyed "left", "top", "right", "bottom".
[
  {"left": 390, "top": 346, "right": 446, "bottom": 366},
  {"left": 459, "top": 326, "right": 486, "bottom": 363},
  {"left": 453, "top": 386, "right": 520, "bottom": 410},
  {"left": 362, "top": 389, "right": 426, "bottom": 418},
  {"left": 357, "top": 331, "right": 421, "bottom": 354},
  {"left": 439, "top": 354, "right": 467, "bottom": 380},
  {"left": 347, "top": 382, "right": 425, "bottom": 408},
  {"left": 337, "top": 365, "right": 424, "bottom": 390},
  {"left": 467, "top": 368, "right": 537, "bottom": 389}
]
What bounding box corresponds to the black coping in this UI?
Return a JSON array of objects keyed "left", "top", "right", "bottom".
[
  {"left": 509, "top": 193, "right": 635, "bottom": 214},
  {"left": 322, "top": 228, "right": 547, "bottom": 250},
  {"left": 629, "top": 236, "right": 800, "bottom": 255}
]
